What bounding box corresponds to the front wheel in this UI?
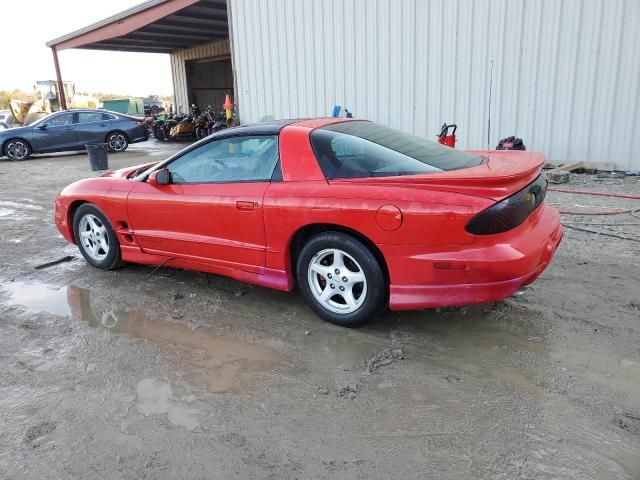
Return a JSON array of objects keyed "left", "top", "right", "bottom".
[
  {"left": 73, "top": 204, "right": 123, "bottom": 270},
  {"left": 106, "top": 132, "right": 128, "bottom": 152},
  {"left": 195, "top": 126, "right": 206, "bottom": 139},
  {"left": 297, "top": 232, "right": 387, "bottom": 327},
  {"left": 4, "top": 139, "right": 31, "bottom": 161}
]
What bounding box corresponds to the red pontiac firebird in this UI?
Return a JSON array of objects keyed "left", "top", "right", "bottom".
[{"left": 54, "top": 118, "right": 563, "bottom": 327}]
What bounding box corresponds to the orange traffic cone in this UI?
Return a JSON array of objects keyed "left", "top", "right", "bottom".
[
  {"left": 223, "top": 94, "right": 233, "bottom": 110},
  {"left": 223, "top": 94, "right": 233, "bottom": 120}
]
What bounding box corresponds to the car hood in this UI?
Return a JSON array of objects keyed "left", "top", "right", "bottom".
[
  {"left": 101, "top": 161, "right": 159, "bottom": 179},
  {"left": 329, "top": 150, "right": 545, "bottom": 201},
  {"left": 0, "top": 125, "right": 32, "bottom": 138}
]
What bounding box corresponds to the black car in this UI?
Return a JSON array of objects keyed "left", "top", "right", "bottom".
[
  {"left": 0, "top": 109, "right": 149, "bottom": 161},
  {"left": 143, "top": 98, "right": 165, "bottom": 116}
]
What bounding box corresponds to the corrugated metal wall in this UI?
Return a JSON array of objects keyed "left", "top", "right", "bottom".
[
  {"left": 228, "top": 0, "right": 640, "bottom": 170},
  {"left": 170, "top": 39, "right": 231, "bottom": 113}
]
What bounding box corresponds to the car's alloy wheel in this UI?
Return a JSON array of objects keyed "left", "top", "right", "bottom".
[
  {"left": 73, "top": 204, "right": 123, "bottom": 270},
  {"left": 78, "top": 213, "right": 110, "bottom": 262},
  {"left": 5, "top": 139, "right": 30, "bottom": 161},
  {"left": 297, "top": 232, "right": 387, "bottom": 327},
  {"left": 307, "top": 248, "right": 367, "bottom": 314},
  {"left": 107, "top": 133, "right": 128, "bottom": 152}
]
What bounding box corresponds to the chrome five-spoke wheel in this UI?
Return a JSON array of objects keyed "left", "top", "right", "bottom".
[
  {"left": 78, "top": 213, "right": 110, "bottom": 262},
  {"left": 297, "top": 232, "right": 386, "bottom": 327},
  {"left": 307, "top": 248, "right": 367, "bottom": 314}
]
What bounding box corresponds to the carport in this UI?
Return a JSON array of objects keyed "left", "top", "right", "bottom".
[{"left": 46, "top": 0, "right": 234, "bottom": 113}]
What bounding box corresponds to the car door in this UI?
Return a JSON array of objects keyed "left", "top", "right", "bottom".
[
  {"left": 31, "top": 112, "right": 77, "bottom": 152},
  {"left": 74, "top": 111, "right": 110, "bottom": 146},
  {"left": 127, "top": 134, "right": 281, "bottom": 272}
]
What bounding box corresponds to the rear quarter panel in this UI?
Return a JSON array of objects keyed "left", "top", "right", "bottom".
[
  {"left": 270, "top": 121, "right": 493, "bottom": 273},
  {"left": 263, "top": 181, "right": 492, "bottom": 271}
]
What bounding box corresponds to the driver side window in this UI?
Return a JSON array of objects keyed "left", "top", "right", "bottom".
[
  {"left": 47, "top": 113, "right": 73, "bottom": 127},
  {"left": 167, "top": 135, "right": 279, "bottom": 184}
]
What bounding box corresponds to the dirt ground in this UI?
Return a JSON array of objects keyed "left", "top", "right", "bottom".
[{"left": 1, "top": 143, "right": 639, "bottom": 479}]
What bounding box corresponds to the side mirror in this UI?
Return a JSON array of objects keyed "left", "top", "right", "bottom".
[
  {"left": 148, "top": 168, "right": 171, "bottom": 186},
  {"left": 37, "top": 124, "right": 47, "bottom": 130}
]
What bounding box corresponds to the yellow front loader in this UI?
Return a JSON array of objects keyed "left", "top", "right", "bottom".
[{"left": 9, "top": 80, "right": 99, "bottom": 125}]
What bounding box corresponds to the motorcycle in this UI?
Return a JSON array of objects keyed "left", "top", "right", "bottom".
[
  {"left": 151, "top": 113, "right": 169, "bottom": 141},
  {"left": 167, "top": 105, "right": 200, "bottom": 140},
  {"left": 194, "top": 107, "right": 213, "bottom": 140},
  {"left": 208, "top": 111, "right": 229, "bottom": 136}
]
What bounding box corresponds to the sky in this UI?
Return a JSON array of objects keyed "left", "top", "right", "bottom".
[{"left": 0, "top": 0, "right": 173, "bottom": 97}]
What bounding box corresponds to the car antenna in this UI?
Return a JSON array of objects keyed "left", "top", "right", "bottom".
[{"left": 487, "top": 59, "right": 494, "bottom": 153}]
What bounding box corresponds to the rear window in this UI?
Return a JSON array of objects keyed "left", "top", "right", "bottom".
[
  {"left": 78, "top": 112, "right": 103, "bottom": 123},
  {"left": 310, "top": 121, "right": 484, "bottom": 179}
]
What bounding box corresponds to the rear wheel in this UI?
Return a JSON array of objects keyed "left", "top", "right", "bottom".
[
  {"left": 106, "top": 132, "right": 128, "bottom": 152},
  {"left": 153, "top": 125, "right": 166, "bottom": 141},
  {"left": 4, "top": 139, "right": 31, "bottom": 161},
  {"left": 73, "top": 204, "right": 123, "bottom": 270},
  {"left": 297, "top": 232, "right": 386, "bottom": 327}
]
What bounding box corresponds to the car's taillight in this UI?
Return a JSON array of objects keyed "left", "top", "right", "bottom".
[{"left": 465, "top": 173, "right": 547, "bottom": 235}]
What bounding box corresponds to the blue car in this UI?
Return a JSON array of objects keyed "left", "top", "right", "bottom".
[{"left": 0, "top": 109, "right": 149, "bottom": 161}]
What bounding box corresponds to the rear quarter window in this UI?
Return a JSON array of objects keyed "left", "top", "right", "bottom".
[{"left": 310, "top": 121, "right": 484, "bottom": 179}]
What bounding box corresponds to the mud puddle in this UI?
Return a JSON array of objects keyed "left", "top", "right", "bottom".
[
  {"left": 135, "top": 378, "right": 201, "bottom": 431},
  {"left": 4, "top": 281, "right": 72, "bottom": 316},
  {"left": 3, "top": 280, "right": 283, "bottom": 394},
  {"left": 393, "top": 306, "right": 550, "bottom": 394}
]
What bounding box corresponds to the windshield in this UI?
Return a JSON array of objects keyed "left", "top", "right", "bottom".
[
  {"left": 35, "top": 82, "right": 57, "bottom": 100},
  {"left": 310, "top": 121, "right": 484, "bottom": 179},
  {"left": 31, "top": 111, "right": 66, "bottom": 127}
]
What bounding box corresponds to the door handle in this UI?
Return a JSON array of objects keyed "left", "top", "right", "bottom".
[
  {"left": 65, "top": 127, "right": 73, "bottom": 131},
  {"left": 236, "top": 201, "right": 257, "bottom": 211}
]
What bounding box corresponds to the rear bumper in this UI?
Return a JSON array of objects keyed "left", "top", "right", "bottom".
[
  {"left": 386, "top": 204, "right": 563, "bottom": 311},
  {"left": 130, "top": 126, "right": 149, "bottom": 143}
]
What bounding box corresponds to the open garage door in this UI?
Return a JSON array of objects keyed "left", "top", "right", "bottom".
[{"left": 186, "top": 57, "right": 234, "bottom": 111}]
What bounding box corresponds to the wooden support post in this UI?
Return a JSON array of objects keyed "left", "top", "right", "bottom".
[{"left": 51, "top": 46, "right": 67, "bottom": 110}]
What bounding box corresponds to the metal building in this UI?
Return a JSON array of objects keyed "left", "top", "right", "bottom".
[{"left": 48, "top": 0, "right": 640, "bottom": 170}]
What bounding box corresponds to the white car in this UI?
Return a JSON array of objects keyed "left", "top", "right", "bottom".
[{"left": 0, "top": 110, "right": 16, "bottom": 129}]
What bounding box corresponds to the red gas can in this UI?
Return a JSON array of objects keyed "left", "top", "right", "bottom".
[{"left": 437, "top": 123, "right": 457, "bottom": 148}]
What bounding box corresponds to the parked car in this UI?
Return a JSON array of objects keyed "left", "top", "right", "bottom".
[
  {"left": 0, "top": 109, "right": 149, "bottom": 161},
  {"left": 0, "top": 110, "right": 16, "bottom": 129},
  {"left": 54, "top": 118, "right": 563, "bottom": 327},
  {"left": 143, "top": 98, "right": 165, "bottom": 116}
]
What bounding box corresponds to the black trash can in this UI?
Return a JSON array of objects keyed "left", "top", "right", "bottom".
[{"left": 85, "top": 143, "right": 109, "bottom": 171}]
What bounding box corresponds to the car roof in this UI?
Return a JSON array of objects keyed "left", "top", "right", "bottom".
[
  {"left": 220, "top": 117, "right": 357, "bottom": 136},
  {"left": 223, "top": 119, "right": 305, "bottom": 135}
]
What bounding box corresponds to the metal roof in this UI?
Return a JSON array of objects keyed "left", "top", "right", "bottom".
[{"left": 47, "top": 0, "right": 228, "bottom": 54}]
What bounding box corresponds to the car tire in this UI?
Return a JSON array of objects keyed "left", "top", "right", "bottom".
[
  {"left": 73, "top": 204, "right": 123, "bottom": 270},
  {"left": 106, "top": 131, "right": 129, "bottom": 152},
  {"left": 153, "top": 125, "right": 166, "bottom": 141},
  {"left": 297, "top": 232, "right": 387, "bottom": 327},
  {"left": 3, "top": 138, "right": 32, "bottom": 161}
]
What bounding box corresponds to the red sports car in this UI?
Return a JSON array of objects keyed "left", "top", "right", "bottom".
[{"left": 54, "top": 118, "right": 563, "bottom": 327}]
